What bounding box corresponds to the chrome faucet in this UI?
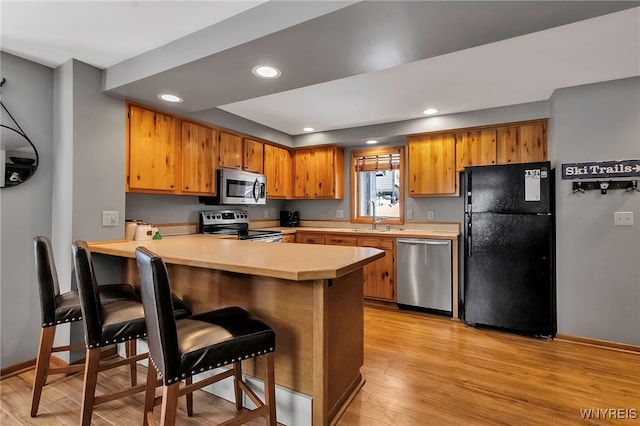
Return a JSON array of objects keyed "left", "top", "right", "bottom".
[{"left": 370, "top": 200, "right": 381, "bottom": 230}]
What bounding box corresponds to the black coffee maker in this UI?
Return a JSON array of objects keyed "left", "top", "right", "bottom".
[{"left": 280, "top": 210, "right": 300, "bottom": 227}]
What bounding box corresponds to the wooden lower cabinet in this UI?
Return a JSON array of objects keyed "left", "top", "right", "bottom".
[
  {"left": 320, "top": 233, "right": 396, "bottom": 302},
  {"left": 358, "top": 237, "right": 395, "bottom": 302},
  {"left": 281, "top": 234, "right": 296, "bottom": 243}
]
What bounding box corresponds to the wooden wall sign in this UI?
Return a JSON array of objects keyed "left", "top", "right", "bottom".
[{"left": 562, "top": 159, "right": 640, "bottom": 179}]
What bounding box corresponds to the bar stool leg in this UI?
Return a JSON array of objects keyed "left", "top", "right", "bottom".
[
  {"left": 265, "top": 353, "right": 276, "bottom": 426},
  {"left": 143, "top": 363, "right": 157, "bottom": 426},
  {"left": 125, "top": 339, "right": 137, "bottom": 386},
  {"left": 160, "top": 383, "right": 180, "bottom": 426},
  {"left": 233, "top": 361, "right": 243, "bottom": 411},
  {"left": 185, "top": 377, "right": 193, "bottom": 417},
  {"left": 80, "top": 348, "right": 101, "bottom": 426},
  {"left": 30, "top": 326, "right": 56, "bottom": 417}
]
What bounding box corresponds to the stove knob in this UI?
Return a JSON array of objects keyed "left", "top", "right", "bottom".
[{"left": 206, "top": 215, "right": 211, "bottom": 219}]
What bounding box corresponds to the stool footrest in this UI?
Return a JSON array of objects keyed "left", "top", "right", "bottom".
[
  {"left": 94, "top": 383, "right": 146, "bottom": 406},
  {"left": 98, "top": 352, "right": 147, "bottom": 372}
]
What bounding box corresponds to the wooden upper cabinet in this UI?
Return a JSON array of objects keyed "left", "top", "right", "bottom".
[
  {"left": 180, "top": 121, "right": 216, "bottom": 195},
  {"left": 293, "top": 145, "right": 344, "bottom": 199},
  {"left": 243, "top": 138, "right": 264, "bottom": 173},
  {"left": 218, "top": 131, "right": 242, "bottom": 170},
  {"left": 127, "top": 104, "right": 177, "bottom": 192},
  {"left": 407, "top": 133, "right": 457, "bottom": 196},
  {"left": 293, "top": 149, "right": 313, "bottom": 198},
  {"left": 497, "top": 121, "right": 547, "bottom": 164},
  {"left": 456, "top": 129, "right": 497, "bottom": 171},
  {"left": 263, "top": 144, "right": 291, "bottom": 199},
  {"left": 313, "top": 145, "right": 336, "bottom": 198}
]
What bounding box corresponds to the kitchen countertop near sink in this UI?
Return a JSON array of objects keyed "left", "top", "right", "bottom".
[{"left": 259, "top": 226, "right": 460, "bottom": 240}]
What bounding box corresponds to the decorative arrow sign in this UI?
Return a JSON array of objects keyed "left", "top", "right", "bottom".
[{"left": 562, "top": 159, "right": 640, "bottom": 179}]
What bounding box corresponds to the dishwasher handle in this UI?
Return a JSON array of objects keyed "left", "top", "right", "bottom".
[{"left": 397, "top": 238, "right": 450, "bottom": 246}]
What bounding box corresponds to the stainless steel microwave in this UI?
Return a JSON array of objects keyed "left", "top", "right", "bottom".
[{"left": 199, "top": 169, "right": 266, "bottom": 205}]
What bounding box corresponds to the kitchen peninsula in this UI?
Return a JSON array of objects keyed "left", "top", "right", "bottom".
[{"left": 88, "top": 235, "right": 384, "bottom": 426}]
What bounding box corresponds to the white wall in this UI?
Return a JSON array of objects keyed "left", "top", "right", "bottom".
[
  {"left": 550, "top": 77, "right": 640, "bottom": 345},
  {"left": 0, "top": 53, "right": 54, "bottom": 367}
]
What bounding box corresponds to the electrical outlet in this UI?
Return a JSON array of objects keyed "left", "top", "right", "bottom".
[
  {"left": 427, "top": 211, "right": 434, "bottom": 220},
  {"left": 336, "top": 210, "right": 344, "bottom": 219},
  {"left": 407, "top": 210, "right": 413, "bottom": 220},
  {"left": 614, "top": 211, "right": 634, "bottom": 226},
  {"left": 102, "top": 210, "right": 119, "bottom": 227},
  {"left": 264, "top": 210, "right": 269, "bottom": 219}
]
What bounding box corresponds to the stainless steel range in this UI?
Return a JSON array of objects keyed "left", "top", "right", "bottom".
[{"left": 199, "top": 209, "right": 282, "bottom": 242}]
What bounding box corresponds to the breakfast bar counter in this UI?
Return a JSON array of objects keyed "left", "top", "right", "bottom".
[{"left": 89, "top": 235, "right": 384, "bottom": 426}]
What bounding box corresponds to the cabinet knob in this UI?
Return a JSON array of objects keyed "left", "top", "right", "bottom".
[{"left": 170, "top": 185, "right": 174, "bottom": 188}]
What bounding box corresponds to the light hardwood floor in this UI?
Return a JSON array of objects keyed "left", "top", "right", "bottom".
[{"left": 2, "top": 307, "right": 638, "bottom": 425}]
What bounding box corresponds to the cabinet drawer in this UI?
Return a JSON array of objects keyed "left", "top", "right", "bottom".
[
  {"left": 296, "top": 232, "right": 325, "bottom": 244},
  {"left": 325, "top": 234, "right": 357, "bottom": 246},
  {"left": 358, "top": 237, "right": 394, "bottom": 251}
]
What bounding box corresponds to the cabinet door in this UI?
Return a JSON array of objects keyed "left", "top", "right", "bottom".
[
  {"left": 243, "top": 138, "right": 264, "bottom": 173},
  {"left": 128, "top": 105, "right": 176, "bottom": 191},
  {"left": 497, "top": 122, "right": 547, "bottom": 164},
  {"left": 181, "top": 121, "right": 216, "bottom": 194},
  {"left": 456, "top": 129, "right": 497, "bottom": 171},
  {"left": 264, "top": 144, "right": 291, "bottom": 199},
  {"left": 313, "top": 146, "right": 335, "bottom": 198},
  {"left": 407, "top": 133, "right": 457, "bottom": 196},
  {"left": 363, "top": 250, "right": 395, "bottom": 301},
  {"left": 293, "top": 149, "right": 313, "bottom": 198},
  {"left": 359, "top": 237, "right": 396, "bottom": 301},
  {"left": 218, "top": 131, "right": 242, "bottom": 170}
]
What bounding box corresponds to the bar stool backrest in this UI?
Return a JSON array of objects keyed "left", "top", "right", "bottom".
[
  {"left": 135, "top": 247, "right": 181, "bottom": 384},
  {"left": 33, "top": 236, "right": 61, "bottom": 327},
  {"left": 72, "top": 240, "right": 104, "bottom": 347}
]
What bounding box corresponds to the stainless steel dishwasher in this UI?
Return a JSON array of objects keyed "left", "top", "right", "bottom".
[{"left": 397, "top": 238, "right": 452, "bottom": 316}]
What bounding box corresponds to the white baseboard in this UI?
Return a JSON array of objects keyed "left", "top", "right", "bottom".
[{"left": 118, "top": 340, "right": 312, "bottom": 426}]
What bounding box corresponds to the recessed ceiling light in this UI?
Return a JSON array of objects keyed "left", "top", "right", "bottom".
[
  {"left": 158, "top": 94, "right": 183, "bottom": 103},
  {"left": 303, "top": 127, "right": 314, "bottom": 132},
  {"left": 252, "top": 65, "right": 281, "bottom": 79},
  {"left": 423, "top": 108, "right": 438, "bottom": 115},
  {"left": 366, "top": 140, "right": 378, "bottom": 144}
]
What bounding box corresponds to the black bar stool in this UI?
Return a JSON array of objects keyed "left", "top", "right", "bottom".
[
  {"left": 135, "top": 246, "right": 277, "bottom": 426},
  {"left": 72, "top": 240, "right": 191, "bottom": 426},
  {"left": 31, "top": 236, "right": 139, "bottom": 417}
]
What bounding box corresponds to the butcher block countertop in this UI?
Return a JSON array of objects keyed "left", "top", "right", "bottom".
[{"left": 88, "top": 234, "right": 384, "bottom": 281}]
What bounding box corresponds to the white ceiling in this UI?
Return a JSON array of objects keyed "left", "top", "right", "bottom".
[{"left": 2, "top": 1, "right": 639, "bottom": 140}]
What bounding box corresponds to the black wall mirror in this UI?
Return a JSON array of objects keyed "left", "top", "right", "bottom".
[{"left": 1, "top": 78, "right": 39, "bottom": 188}]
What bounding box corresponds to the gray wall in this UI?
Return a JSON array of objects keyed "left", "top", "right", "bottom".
[
  {"left": 126, "top": 193, "right": 285, "bottom": 225},
  {"left": 0, "top": 53, "right": 54, "bottom": 367},
  {"left": 550, "top": 77, "right": 639, "bottom": 345}
]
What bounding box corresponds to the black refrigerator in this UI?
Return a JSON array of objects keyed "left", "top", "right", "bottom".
[{"left": 463, "top": 161, "right": 556, "bottom": 337}]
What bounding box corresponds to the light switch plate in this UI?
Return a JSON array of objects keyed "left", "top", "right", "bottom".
[
  {"left": 102, "top": 210, "right": 119, "bottom": 226},
  {"left": 336, "top": 210, "right": 344, "bottom": 219},
  {"left": 614, "top": 211, "right": 634, "bottom": 226}
]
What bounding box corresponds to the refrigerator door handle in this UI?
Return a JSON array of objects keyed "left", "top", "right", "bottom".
[
  {"left": 466, "top": 170, "right": 472, "bottom": 213},
  {"left": 466, "top": 215, "right": 472, "bottom": 257}
]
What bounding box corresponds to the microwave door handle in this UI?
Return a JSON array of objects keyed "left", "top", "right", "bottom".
[{"left": 252, "top": 179, "right": 259, "bottom": 202}]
